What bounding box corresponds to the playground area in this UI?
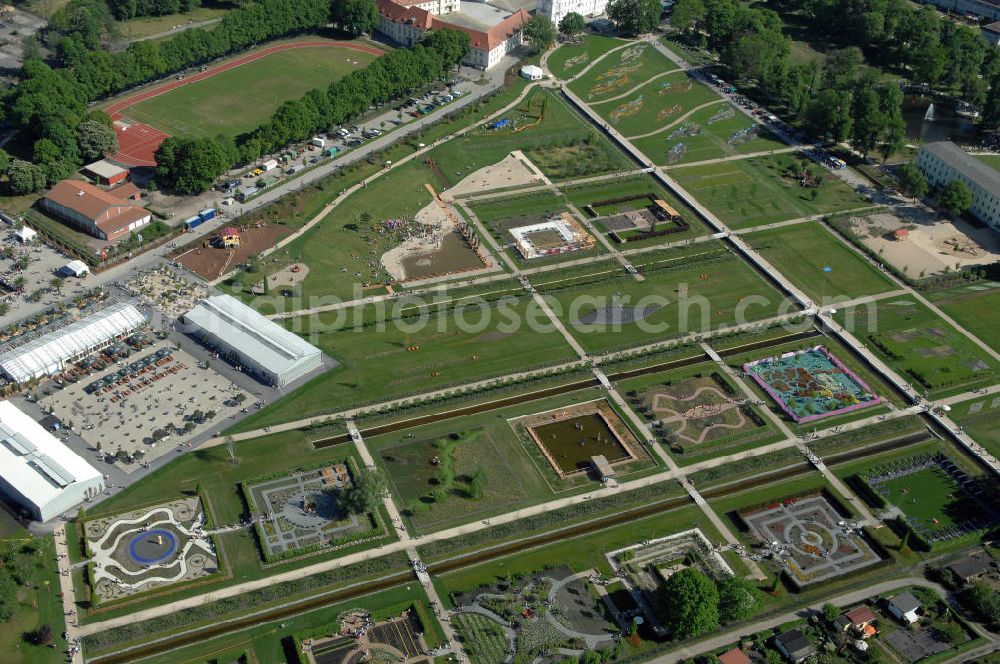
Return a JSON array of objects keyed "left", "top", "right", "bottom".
[
  {"left": 172, "top": 222, "right": 293, "bottom": 281},
  {"left": 380, "top": 184, "right": 490, "bottom": 282},
  {"left": 849, "top": 211, "right": 1000, "bottom": 278},
  {"left": 301, "top": 608, "right": 428, "bottom": 664},
  {"left": 744, "top": 346, "right": 882, "bottom": 424},
  {"left": 861, "top": 453, "right": 995, "bottom": 547},
  {"left": 740, "top": 493, "right": 881, "bottom": 588},
  {"left": 244, "top": 463, "right": 381, "bottom": 558},
  {"left": 512, "top": 399, "right": 646, "bottom": 479},
  {"left": 84, "top": 497, "right": 219, "bottom": 601},
  {"left": 642, "top": 374, "right": 751, "bottom": 445}
]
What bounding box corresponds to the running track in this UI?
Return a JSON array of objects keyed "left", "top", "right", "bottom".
[{"left": 107, "top": 41, "right": 385, "bottom": 166}]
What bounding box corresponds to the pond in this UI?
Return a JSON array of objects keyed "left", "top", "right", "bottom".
[
  {"left": 531, "top": 413, "right": 630, "bottom": 474},
  {"left": 902, "top": 97, "right": 976, "bottom": 143}
]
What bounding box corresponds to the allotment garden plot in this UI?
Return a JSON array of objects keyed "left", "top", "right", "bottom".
[
  {"left": 744, "top": 346, "right": 883, "bottom": 424},
  {"left": 739, "top": 492, "right": 881, "bottom": 589},
  {"left": 84, "top": 497, "right": 219, "bottom": 602},
  {"left": 243, "top": 461, "right": 386, "bottom": 561},
  {"left": 838, "top": 297, "right": 998, "bottom": 396},
  {"left": 672, "top": 153, "right": 867, "bottom": 229},
  {"left": 299, "top": 607, "right": 429, "bottom": 664},
  {"left": 859, "top": 453, "right": 997, "bottom": 549}
]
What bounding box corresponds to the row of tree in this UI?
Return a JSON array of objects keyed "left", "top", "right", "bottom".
[
  {"left": 106, "top": 0, "right": 203, "bottom": 21},
  {"left": 155, "top": 29, "right": 472, "bottom": 193}
]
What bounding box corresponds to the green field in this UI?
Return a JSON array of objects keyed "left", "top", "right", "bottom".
[
  {"left": 672, "top": 153, "right": 867, "bottom": 229},
  {"left": 121, "top": 584, "right": 439, "bottom": 664},
  {"left": 547, "top": 35, "right": 627, "bottom": 81},
  {"left": 929, "top": 284, "right": 1000, "bottom": 350},
  {"left": 120, "top": 6, "right": 231, "bottom": 40},
  {"left": 632, "top": 103, "right": 787, "bottom": 166},
  {"left": 235, "top": 298, "right": 579, "bottom": 431},
  {"left": 875, "top": 462, "right": 977, "bottom": 531},
  {"left": 430, "top": 88, "right": 633, "bottom": 184},
  {"left": 951, "top": 396, "right": 1000, "bottom": 459},
  {"left": 0, "top": 536, "right": 66, "bottom": 664},
  {"left": 569, "top": 43, "right": 677, "bottom": 103},
  {"left": 121, "top": 39, "right": 380, "bottom": 138},
  {"left": 837, "top": 297, "right": 999, "bottom": 397},
  {"left": 533, "top": 242, "right": 785, "bottom": 354},
  {"left": 747, "top": 222, "right": 897, "bottom": 302},
  {"left": 590, "top": 70, "right": 719, "bottom": 138}
]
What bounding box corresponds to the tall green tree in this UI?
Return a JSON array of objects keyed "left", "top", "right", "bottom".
[
  {"left": 607, "top": 0, "right": 662, "bottom": 35},
  {"left": 938, "top": 180, "right": 972, "bottom": 216},
  {"left": 343, "top": 468, "right": 388, "bottom": 514},
  {"left": 661, "top": 568, "right": 719, "bottom": 639},
  {"left": 558, "top": 12, "right": 587, "bottom": 37},
  {"left": 6, "top": 160, "right": 47, "bottom": 194},
  {"left": 670, "top": 0, "right": 705, "bottom": 33},
  {"left": 330, "top": 0, "right": 379, "bottom": 37},
  {"left": 76, "top": 119, "right": 118, "bottom": 162},
  {"left": 523, "top": 15, "right": 557, "bottom": 51},
  {"left": 717, "top": 576, "right": 763, "bottom": 623}
]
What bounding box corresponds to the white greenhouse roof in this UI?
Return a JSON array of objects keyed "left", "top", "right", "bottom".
[
  {"left": 0, "top": 303, "right": 146, "bottom": 383},
  {"left": 0, "top": 401, "right": 101, "bottom": 506},
  {"left": 184, "top": 295, "right": 321, "bottom": 377}
]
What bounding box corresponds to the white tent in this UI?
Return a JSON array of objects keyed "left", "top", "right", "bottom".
[
  {"left": 14, "top": 226, "right": 37, "bottom": 243},
  {"left": 520, "top": 65, "right": 544, "bottom": 81},
  {"left": 61, "top": 260, "right": 90, "bottom": 278},
  {"left": 0, "top": 303, "right": 146, "bottom": 383}
]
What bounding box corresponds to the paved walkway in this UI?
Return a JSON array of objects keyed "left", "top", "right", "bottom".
[{"left": 54, "top": 527, "right": 83, "bottom": 664}]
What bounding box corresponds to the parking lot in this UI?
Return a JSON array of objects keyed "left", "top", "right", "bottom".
[{"left": 41, "top": 340, "right": 249, "bottom": 471}]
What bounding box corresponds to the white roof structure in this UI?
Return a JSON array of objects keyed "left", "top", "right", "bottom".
[
  {"left": 0, "top": 401, "right": 102, "bottom": 521},
  {"left": 14, "top": 226, "right": 37, "bottom": 242},
  {"left": 83, "top": 159, "right": 127, "bottom": 181},
  {"left": 184, "top": 295, "right": 322, "bottom": 386},
  {"left": 62, "top": 260, "right": 90, "bottom": 277},
  {"left": 0, "top": 303, "right": 146, "bottom": 383},
  {"left": 521, "top": 64, "right": 543, "bottom": 80}
]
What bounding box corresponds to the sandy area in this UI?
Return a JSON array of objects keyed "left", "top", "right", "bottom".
[
  {"left": 443, "top": 151, "right": 545, "bottom": 199},
  {"left": 252, "top": 262, "right": 309, "bottom": 294},
  {"left": 380, "top": 200, "right": 456, "bottom": 281},
  {"left": 852, "top": 210, "right": 1000, "bottom": 277}
]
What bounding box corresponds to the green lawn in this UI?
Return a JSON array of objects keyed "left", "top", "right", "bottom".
[
  {"left": 120, "top": 38, "right": 380, "bottom": 138},
  {"left": 835, "top": 297, "right": 999, "bottom": 397},
  {"left": 430, "top": 88, "right": 633, "bottom": 184},
  {"left": 0, "top": 536, "right": 67, "bottom": 664},
  {"left": 119, "top": 6, "right": 230, "bottom": 40},
  {"left": 533, "top": 242, "right": 785, "bottom": 355},
  {"left": 589, "top": 70, "right": 718, "bottom": 138},
  {"left": 974, "top": 153, "right": 1000, "bottom": 174},
  {"left": 950, "top": 396, "right": 1000, "bottom": 459},
  {"left": 875, "top": 462, "right": 977, "bottom": 531},
  {"left": 369, "top": 387, "right": 637, "bottom": 534},
  {"left": 569, "top": 42, "right": 677, "bottom": 103},
  {"left": 128, "top": 583, "right": 439, "bottom": 664},
  {"left": 929, "top": 283, "right": 1000, "bottom": 350},
  {"left": 233, "top": 297, "right": 579, "bottom": 431},
  {"left": 547, "top": 35, "right": 627, "bottom": 81},
  {"left": 672, "top": 153, "right": 868, "bottom": 229},
  {"left": 746, "top": 221, "right": 897, "bottom": 302},
  {"left": 632, "top": 102, "right": 787, "bottom": 166}
]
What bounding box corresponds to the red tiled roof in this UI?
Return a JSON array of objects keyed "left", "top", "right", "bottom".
[
  {"left": 845, "top": 606, "right": 877, "bottom": 625},
  {"left": 376, "top": 0, "right": 528, "bottom": 51},
  {"left": 44, "top": 179, "right": 149, "bottom": 237},
  {"left": 220, "top": 227, "right": 240, "bottom": 236},
  {"left": 718, "top": 648, "right": 751, "bottom": 664},
  {"left": 109, "top": 182, "right": 141, "bottom": 200}
]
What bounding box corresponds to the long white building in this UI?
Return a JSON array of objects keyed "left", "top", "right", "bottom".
[
  {"left": 916, "top": 141, "right": 1000, "bottom": 230},
  {"left": 538, "top": 0, "right": 608, "bottom": 29},
  {"left": 0, "top": 303, "right": 147, "bottom": 384},
  {"left": 182, "top": 295, "right": 323, "bottom": 388},
  {"left": 0, "top": 401, "right": 103, "bottom": 521}
]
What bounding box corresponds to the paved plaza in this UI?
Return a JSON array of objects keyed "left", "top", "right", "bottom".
[
  {"left": 42, "top": 340, "right": 248, "bottom": 470},
  {"left": 84, "top": 497, "right": 219, "bottom": 601},
  {"left": 741, "top": 494, "right": 881, "bottom": 588}
]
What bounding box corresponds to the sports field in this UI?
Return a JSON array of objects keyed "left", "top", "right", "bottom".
[
  {"left": 632, "top": 102, "right": 787, "bottom": 166},
  {"left": 876, "top": 463, "right": 975, "bottom": 530},
  {"left": 121, "top": 40, "right": 380, "bottom": 138},
  {"left": 672, "top": 153, "right": 867, "bottom": 229},
  {"left": 837, "top": 297, "right": 999, "bottom": 396},
  {"left": 747, "top": 222, "right": 896, "bottom": 302}
]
